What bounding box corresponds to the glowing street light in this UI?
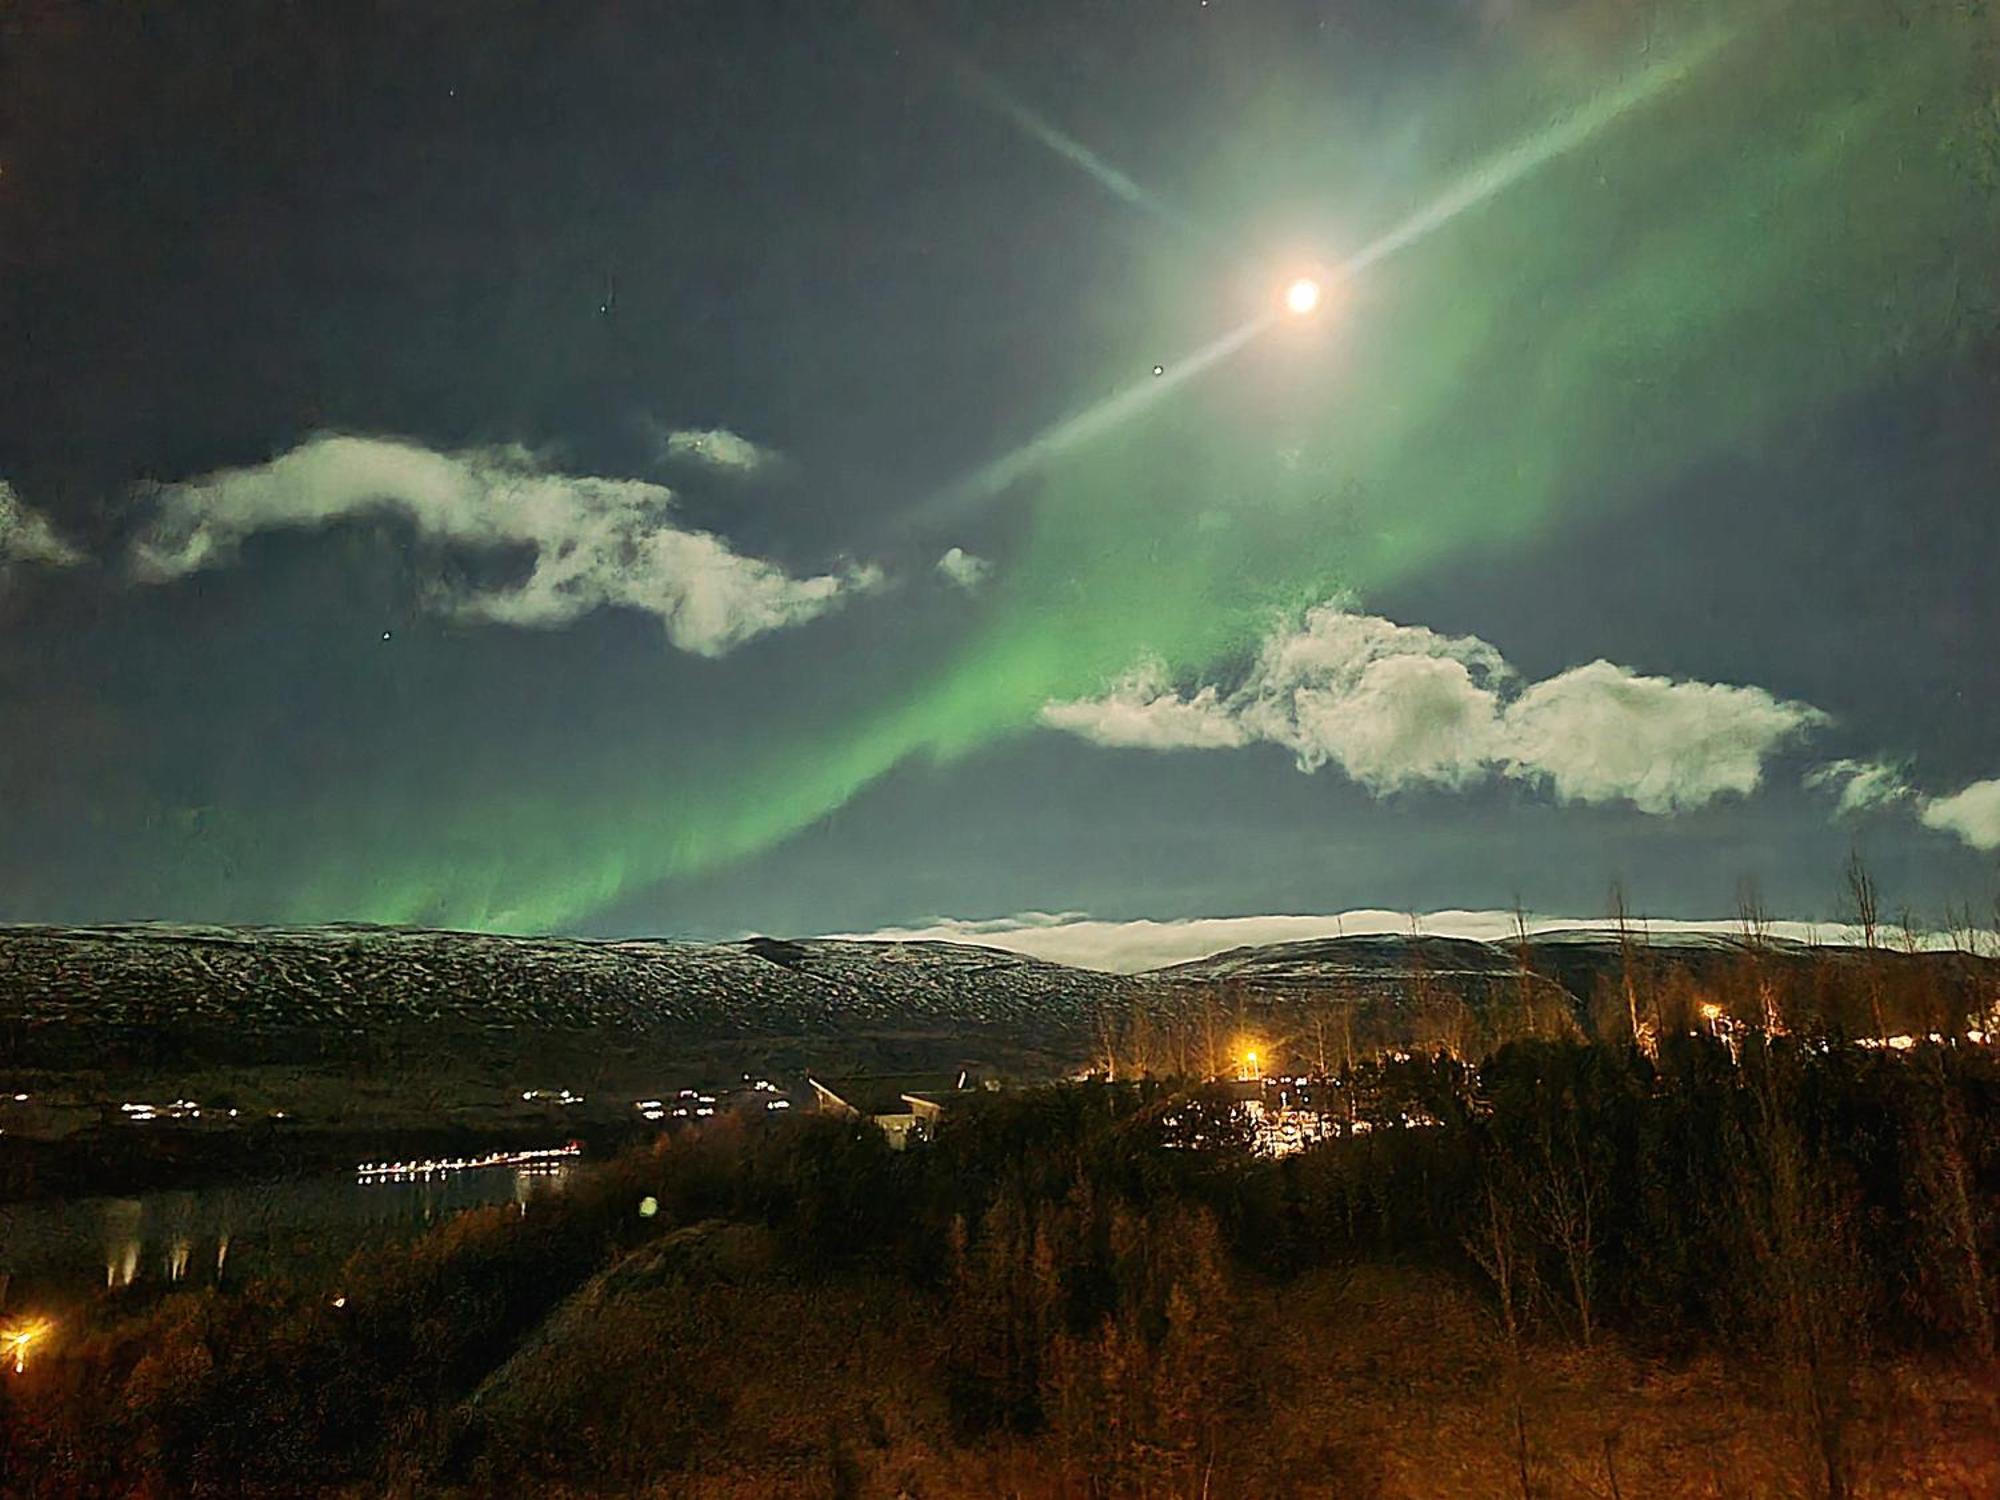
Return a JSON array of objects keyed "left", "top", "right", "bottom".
[{"left": 3, "top": 1319, "right": 51, "bottom": 1374}]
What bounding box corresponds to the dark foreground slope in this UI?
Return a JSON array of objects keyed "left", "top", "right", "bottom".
[{"left": 11, "top": 1059, "right": 2000, "bottom": 1498}]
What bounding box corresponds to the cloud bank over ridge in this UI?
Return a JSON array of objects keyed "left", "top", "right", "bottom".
[{"left": 830, "top": 907, "right": 1989, "bottom": 974}]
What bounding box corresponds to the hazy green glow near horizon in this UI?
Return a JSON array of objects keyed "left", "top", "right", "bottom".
[{"left": 284, "top": 0, "right": 1997, "bottom": 932}]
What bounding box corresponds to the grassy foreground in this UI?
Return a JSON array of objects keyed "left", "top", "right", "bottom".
[{"left": 5, "top": 1032, "right": 1999, "bottom": 1497}]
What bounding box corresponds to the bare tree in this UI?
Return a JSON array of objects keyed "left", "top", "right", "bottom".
[
  {"left": 1726, "top": 1048, "right": 1868, "bottom": 1500},
  {"left": 1907, "top": 1062, "right": 1995, "bottom": 1360},
  {"left": 1738, "top": 876, "right": 1783, "bottom": 1034},
  {"left": 1305, "top": 994, "right": 1335, "bottom": 1080},
  {"left": 1844, "top": 849, "right": 1888, "bottom": 1040},
  {"left": 1405, "top": 914, "right": 1438, "bottom": 1051},
  {"left": 1512, "top": 900, "right": 1540, "bottom": 1043},
  {"left": 1199, "top": 985, "right": 1228, "bottom": 1081},
  {"left": 1895, "top": 906, "right": 1925, "bottom": 957},
  {"left": 1610, "top": 880, "right": 1652, "bottom": 1055},
  {"left": 1531, "top": 1109, "right": 1602, "bottom": 1349},
  {"left": 1844, "top": 849, "right": 1880, "bottom": 950},
  {"left": 1466, "top": 1168, "right": 1537, "bottom": 1500}
]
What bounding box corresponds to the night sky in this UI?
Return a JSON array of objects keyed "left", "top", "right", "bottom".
[{"left": 2, "top": 0, "right": 1997, "bottom": 948}]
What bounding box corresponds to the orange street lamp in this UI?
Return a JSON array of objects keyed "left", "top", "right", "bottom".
[{"left": 3, "top": 1319, "right": 51, "bottom": 1375}]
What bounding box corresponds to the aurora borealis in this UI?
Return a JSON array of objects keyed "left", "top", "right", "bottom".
[{"left": 2, "top": 0, "right": 1997, "bottom": 941}]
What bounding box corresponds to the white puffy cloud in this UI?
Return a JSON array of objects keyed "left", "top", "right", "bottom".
[
  {"left": 1499, "top": 660, "right": 1827, "bottom": 814},
  {"left": 0, "top": 481, "right": 82, "bottom": 566},
  {"left": 657, "top": 427, "right": 778, "bottom": 475},
  {"left": 1805, "top": 757, "right": 1914, "bottom": 815},
  {"left": 1234, "top": 607, "right": 1509, "bottom": 790},
  {"left": 1038, "top": 661, "right": 1251, "bottom": 751},
  {"left": 131, "top": 435, "right": 872, "bottom": 656},
  {"left": 936, "top": 546, "right": 992, "bottom": 591},
  {"left": 1042, "top": 603, "right": 1826, "bottom": 814},
  {"left": 1920, "top": 778, "right": 2000, "bottom": 851}
]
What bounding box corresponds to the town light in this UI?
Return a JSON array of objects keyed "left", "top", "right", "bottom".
[{"left": 3, "top": 1319, "right": 52, "bottom": 1374}]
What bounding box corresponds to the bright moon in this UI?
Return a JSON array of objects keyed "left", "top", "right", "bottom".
[{"left": 1284, "top": 276, "right": 1323, "bottom": 316}]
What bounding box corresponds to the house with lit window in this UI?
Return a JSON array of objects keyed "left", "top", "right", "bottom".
[{"left": 807, "top": 1072, "right": 987, "bottom": 1148}]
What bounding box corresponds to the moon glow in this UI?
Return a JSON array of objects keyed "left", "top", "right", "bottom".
[{"left": 1284, "top": 276, "right": 1324, "bottom": 316}]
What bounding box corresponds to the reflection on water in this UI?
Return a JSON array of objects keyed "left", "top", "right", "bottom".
[{"left": 2, "top": 1160, "right": 574, "bottom": 1303}]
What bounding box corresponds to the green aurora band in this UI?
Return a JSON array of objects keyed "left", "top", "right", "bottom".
[{"left": 273, "top": 0, "right": 1996, "bottom": 932}]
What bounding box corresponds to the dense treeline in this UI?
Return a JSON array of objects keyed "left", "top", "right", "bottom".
[
  {"left": 5, "top": 1021, "right": 1998, "bottom": 1496},
  {"left": 1095, "top": 902, "right": 2000, "bottom": 1078}
]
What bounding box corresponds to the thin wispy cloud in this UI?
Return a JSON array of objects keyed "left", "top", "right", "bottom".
[
  {"left": 655, "top": 426, "right": 780, "bottom": 476},
  {"left": 0, "top": 481, "right": 82, "bottom": 567},
  {"left": 1805, "top": 758, "right": 1914, "bottom": 815},
  {"left": 1040, "top": 661, "right": 1250, "bottom": 751},
  {"left": 935, "top": 546, "right": 992, "bottom": 591},
  {"left": 1803, "top": 759, "right": 2000, "bottom": 854},
  {"left": 1043, "top": 603, "right": 1826, "bottom": 815},
  {"left": 131, "top": 435, "right": 874, "bottom": 657}
]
